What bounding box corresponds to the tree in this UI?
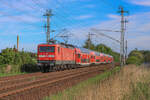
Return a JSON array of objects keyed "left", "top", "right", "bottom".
[
  {"left": 126, "top": 56, "right": 141, "bottom": 65},
  {"left": 0, "top": 55, "right": 4, "bottom": 65},
  {"left": 140, "top": 50, "right": 150, "bottom": 63},
  {"left": 129, "top": 50, "right": 144, "bottom": 60},
  {"left": 144, "top": 52, "right": 150, "bottom": 63},
  {"left": 95, "top": 44, "right": 112, "bottom": 54},
  {"left": 127, "top": 50, "right": 144, "bottom": 65},
  {"left": 1, "top": 48, "right": 15, "bottom": 64},
  {"left": 14, "top": 52, "right": 22, "bottom": 65}
]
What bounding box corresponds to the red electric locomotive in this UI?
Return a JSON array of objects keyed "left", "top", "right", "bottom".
[{"left": 37, "top": 43, "right": 76, "bottom": 72}]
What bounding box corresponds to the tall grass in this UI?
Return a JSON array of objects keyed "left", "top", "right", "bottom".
[
  {"left": 74, "top": 65, "right": 150, "bottom": 100},
  {"left": 45, "top": 65, "right": 150, "bottom": 100},
  {"left": 0, "top": 64, "right": 26, "bottom": 77},
  {"left": 44, "top": 67, "right": 120, "bottom": 100}
]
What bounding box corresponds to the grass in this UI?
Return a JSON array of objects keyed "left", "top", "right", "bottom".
[
  {"left": 123, "top": 82, "right": 150, "bottom": 100},
  {"left": 0, "top": 72, "right": 26, "bottom": 77},
  {"left": 123, "top": 66, "right": 150, "bottom": 100},
  {"left": 0, "top": 64, "right": 26, "bottom": 77},
  {"left": 44, "top": 65, "right": 150, "bottom": 100},
  {"left": 43, "top": 66, "right": 121, "bottom": 100}
]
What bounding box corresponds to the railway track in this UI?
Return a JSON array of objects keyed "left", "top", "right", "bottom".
[{"left": 0, "top": 64, "right": 113, "bottom": 100}]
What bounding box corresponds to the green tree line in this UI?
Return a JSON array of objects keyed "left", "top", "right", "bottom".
[{"left": 127, "top": 49, "right": 150, "bottom": 65}]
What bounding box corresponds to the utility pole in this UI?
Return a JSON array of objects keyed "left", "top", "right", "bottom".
[
  {"left": 44, "top": 9, "right": 53, "bottom": 44},
  {"left": 17, "top": 35, "right": 19, "bottom": 51},
  {"left": 118, "top": 6, "right": 128, "bottom": 67},
  {"left": 125, "top": 40, "right": 128, "bottom": 63},
  {"left": 87, "top": 32, "right": 95, "bottom": 49}
]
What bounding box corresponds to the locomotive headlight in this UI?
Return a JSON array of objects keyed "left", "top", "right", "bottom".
[
  {"left": 48, "top": 55, "right": 55, "bottom": 57},
  {"left": 39, "top": 55, "right": 45, "bottom": 57}
]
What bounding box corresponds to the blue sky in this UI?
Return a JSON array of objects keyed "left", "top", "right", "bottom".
[{"left": 0, "top": 0, "right": 150, "bottom": 52}]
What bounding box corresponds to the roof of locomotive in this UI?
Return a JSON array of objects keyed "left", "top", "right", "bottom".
[{"left": 38, "top": 43, "right": 76, "bottom": 49}]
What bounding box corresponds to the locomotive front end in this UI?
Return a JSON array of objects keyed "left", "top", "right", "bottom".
[{"left": 37, "top": 44, "right": 56, "bottom": 72}]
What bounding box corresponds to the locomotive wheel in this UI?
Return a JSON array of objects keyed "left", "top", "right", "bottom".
[
  {"left": 57, "top": 66, "right": 60, "bottom": 71},
  {"left": 56, "top": 66, "right": 59, "bottom": 71},
  {"left": 72, "top": 65, "right": 75, "bottom": 69},
  {"left": 67, "top": 65, "right": 70, "bottom": 70},
  {"left": 68, "top": 65, "right": 72, "bottom": 70},
  {"left": 49, "top": 66, "right": 53, "bottom": 72},
  {"left": 41, "top": 67, "right": 46, "bottom": 73},
  {"left": 60, "top": 65, "right": 63, "bottom": 71},
  {"left": 58, "top": 66, "right": 61, "bottom": 71},
  {"left": 46, "top": 66, "right": 50, "bottom": 72},
  {"left": 63, "top": 65, "right": 66, "bottom": 70},
  {"left": 55, "top": 66, "right": 58, "bottom": 71}
]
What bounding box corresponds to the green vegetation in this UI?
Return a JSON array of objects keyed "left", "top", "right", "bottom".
[
  {"left": 127, "top": 49, "right": 150, "bottom": 65},
  {"left": 123, "top": 66, "right": 150, "bottom": 100},
  {"left": 0, "top": 72, "right": 26, "bottom": 77},
  {"left": 127, "top": 56, "right": 142, "bottom": 65},
  {"left": 0, "top": 48, "right": 39, "bottom": 76},
  {"left": 124, "top": 82, "right": 150, "bottom": 100},
  {"left": 141, "top": 50, "right": 150, "bottom": 63},
  {"left": 44, "top": 65, "right": 150, "bottom": 100},
  {"left": 44, "top": 67, "right": 120, "bottom": 100}
]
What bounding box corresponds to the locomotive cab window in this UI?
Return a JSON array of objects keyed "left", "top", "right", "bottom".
[{"left": 39, "top": 46, "right": 55, "bottom": 52}]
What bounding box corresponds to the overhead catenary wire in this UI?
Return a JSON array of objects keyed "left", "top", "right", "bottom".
[{"left": 0, "top": 0, "right": 125, "bottom": 52}]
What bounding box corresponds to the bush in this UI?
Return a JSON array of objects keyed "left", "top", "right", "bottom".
[
  {"left": 129, "top": 50, "right": 144, "bottom": 63},
  {"left": 0, "top": 48, "right": 38, "bottom": 73},
  {"left": 0, "top": 64, "right": 7, "bottom": 73},
  {"left": 145, "top": 53, "right": 150, "bottom": 63},
  {"left": 1, "top": 48, "right": 15, "bottom": 64},
  {"left": 127, "top": 56, "right": 142, "bottom": 65},
  {"left": 0, "top": 55, "right": 4, "bottom": 65}
]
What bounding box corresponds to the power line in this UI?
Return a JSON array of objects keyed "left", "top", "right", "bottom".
[{"left": 91, "top": 28, "right": 121, "bottom": 43}]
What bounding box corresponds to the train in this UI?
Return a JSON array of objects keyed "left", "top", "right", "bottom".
[{"left": 37, "top": 43, "right": 114, "bottom": 72}]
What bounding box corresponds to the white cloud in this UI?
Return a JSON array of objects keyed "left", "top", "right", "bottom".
[
  {"left": 128, "top": 35, "right": 150, "bottom": 50},
  {"left": 69, "top": 11, "right": 150, "bottom": 52},
  {"left": 127, "top": 0, "right": 150, "bottom": 6},
  {"left": 75, "top": 15, "right": 93, "bottom": 20},
  {"left": 108, "top": 14, "right": 120, "bottom": 19}
]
